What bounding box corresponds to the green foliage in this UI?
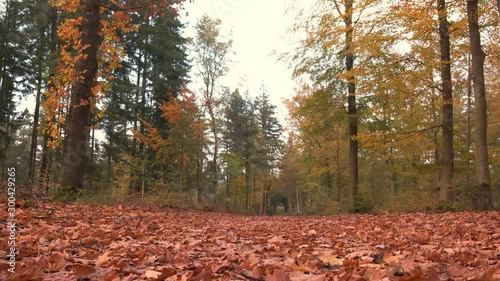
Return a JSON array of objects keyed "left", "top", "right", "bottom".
[
  {"left": 51, "top": 185, "right": 83, "bottom": 202},
  {"left": 78, "top": 188, "right": 115, "bottom": 205}
]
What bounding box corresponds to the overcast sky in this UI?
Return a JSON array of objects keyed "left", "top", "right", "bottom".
[{"left": 181, "top": 0, "right": 297, "bottom": 124}]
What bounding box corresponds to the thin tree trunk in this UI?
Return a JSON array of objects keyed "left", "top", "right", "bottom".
[
  {"left": 88, "top": 114, "right": 95, "bottom": 189},
  {"left": 260, "top": 182, "right": 269, "bottom": 215},
  {"left": 196, "top": 141, "right": 202, "bottom": 203},
  {"left": 39, "top": 133, "right": 52, "bottom": 193},
  {"left": 107, "top": 150, "right": 112, "bottom": 183},
  {"left": 467, "top": 0, "right": 493, "bottom": 210},
  {"left": 132, "top": 52, "right": 141, "bottom": 156},
  {"left": 245, "top": 159, "right": 250, "bottom": 211},
  {"left": 39, "top": 6, "right": 58, "bottom": 194},
  {"left": 253, "top": 172, "right": 257, "bottom": 214},
  {"left": 138, "top": 51, "right": 148, "bottom": 194},
  {"left": 60, "top": 0, "right": 101, "bottom": 190},
  {"left": 335, "top": 125, "right": 341, "bottom": 202},
  {"left": 371, "top": 159, "right": 375, "bottom": 201},
  {"left": 296, "top": 183, "right": 300, "bottom": 215},
  {"left": 438, "top": 0, "right": 454, "bottom": 203},
  {"left": 465, "top": 55, "right": 472, "bottom": 204},
  {"left": 208, "top": 108, "right": 219, "bottom": 202},
  {"left": 29, "top": 66, "right": 43, "bottom": 189}
]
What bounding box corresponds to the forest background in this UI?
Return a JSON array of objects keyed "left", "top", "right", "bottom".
[{"left": 0, "top": 0, "right": 499, "bottom": 215}]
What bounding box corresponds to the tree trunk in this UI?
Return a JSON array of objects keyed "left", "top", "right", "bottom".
[
  {"left": 138, "top": 51, "right": 148, "bottom": 194},
  {"left": 343, "top": 0, "right": 358, "bottom": 211},
  {"left": 438, "top": 0, "right": 454, "bottom": 203},
  {"left": 465, "top": 55, "right": 472, "bottom": 204},
  {"left": 88, "top": 114, "right": 95, "bottom": 189},
  {"left": 335, "top": 125, "right": 341, "bottom": 202},
  {"left": 466, "top": 0, "right": 493, "bottom": 210},
  {"left": 39, "top": 6, "right": 58, "bottom": 194},
  {"left": 245, "top": 159, "right": 250, "bottom": 211},
  {"left": 29, "top": 65, "right": 43, "bottom": 189},
  {"left": 260, "top": 182, "right": 269, "bottom": 215},
  {"left": 60, "top": 0, "right": 100, "bottom": 190},
  {"left": 39, "top": 133, "right": 52, "bottom": 193}
]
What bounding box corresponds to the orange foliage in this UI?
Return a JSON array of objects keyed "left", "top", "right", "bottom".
[
  {"left": 135, "top": 89, "right": 205, "bottom": 168},
  {"left": 42, "top": 0, "right": 186, "bottom": 148}
]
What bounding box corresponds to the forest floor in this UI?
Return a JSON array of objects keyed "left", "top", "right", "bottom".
[{"left": 0, "top": 201, "right": 499, "bottom": 281}]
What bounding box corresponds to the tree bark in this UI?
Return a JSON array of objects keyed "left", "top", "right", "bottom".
[
  {"left": 60, "top": 0, "right": 101, "bottom": 190},
  {"left": 438, "top": 0, "right": 454, "bottom": 203},
  {"left": 343, "top": 0, "right": 358, "bottom": 211},
  {"left": 466, "top": 0, "right": 493, "bottom": 210}
]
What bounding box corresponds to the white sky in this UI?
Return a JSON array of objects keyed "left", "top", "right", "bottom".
[{"left": 181, "top": 0, "right": 296, "bottom": 124}]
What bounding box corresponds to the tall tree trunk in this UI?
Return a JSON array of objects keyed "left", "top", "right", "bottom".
[
  {"left": 465, "top": 55, "right": 472, "bottom": 204},
  {"left": 438, "top": 0, "right": 454, "bottom": 203},
  {"left": 207, "top": 106, "right": 219, "bottom": 203},
  {"left": 39, "top": 6, "right": 58, "bottom": 194},
  {"left": 196, "top": 139, "right": 202, "bottom": 203},
  {"left": 60, "top": 0, "right": 100, "bottom": 190},
  {"left": 138, "top": 52, "right": 148, "bottom": 194},
  {"left": 132, "top": 51, "right": 141, "bottom": 156},
  {"left": 29, "top": 67, "right": 43, "bottom": 188},
  {"left": 341, "top": 0, "right": 358, "bottom": 211},
  {"left": 466, "top": 0, "right": 493, "bottom": 210}
]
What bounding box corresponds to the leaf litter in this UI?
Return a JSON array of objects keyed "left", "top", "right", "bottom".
[{"left": 0, "top": 202, "right": 499, "bottom": 280}]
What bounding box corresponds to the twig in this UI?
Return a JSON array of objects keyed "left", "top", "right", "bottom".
[{"left": 136, "top": 217, "right": 144, "bottom": 229}]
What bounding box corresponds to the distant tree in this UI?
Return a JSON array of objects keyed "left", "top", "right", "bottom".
[
  {"left": 223, "top": 89, "right": 256, "bottom": 210},
  {"left": 254, "top": 87, "right": 283, "bottom": 215},
  {"left": 193, "top": 14, "right": 233, "bottom": 199},
  {"left": 134, "top": 89, "right": 205, "bottom": 202}
]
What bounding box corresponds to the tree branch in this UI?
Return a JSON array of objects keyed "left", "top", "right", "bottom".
[{"left": 99, "top": 2, "right": 154, "bottom": 12}]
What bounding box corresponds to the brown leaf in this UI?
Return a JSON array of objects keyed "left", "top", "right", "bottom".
[
  {"left": 71, "top": 264, "right": 96, "bottom": 277},
  {"left": 143, "top": 269, "right": 162, "bottom": 279},
  {"left": 213, "top": 261, "right": 233, "bottom": 273},
  {"left": 190, "top": 268, "right": 213, "bottom": 281},
  {"left": 266, "top": 269, "right": 292, "bottom": 281},
  {"left": 289, "top": 272, "right": 327, "bottom": 281}
]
